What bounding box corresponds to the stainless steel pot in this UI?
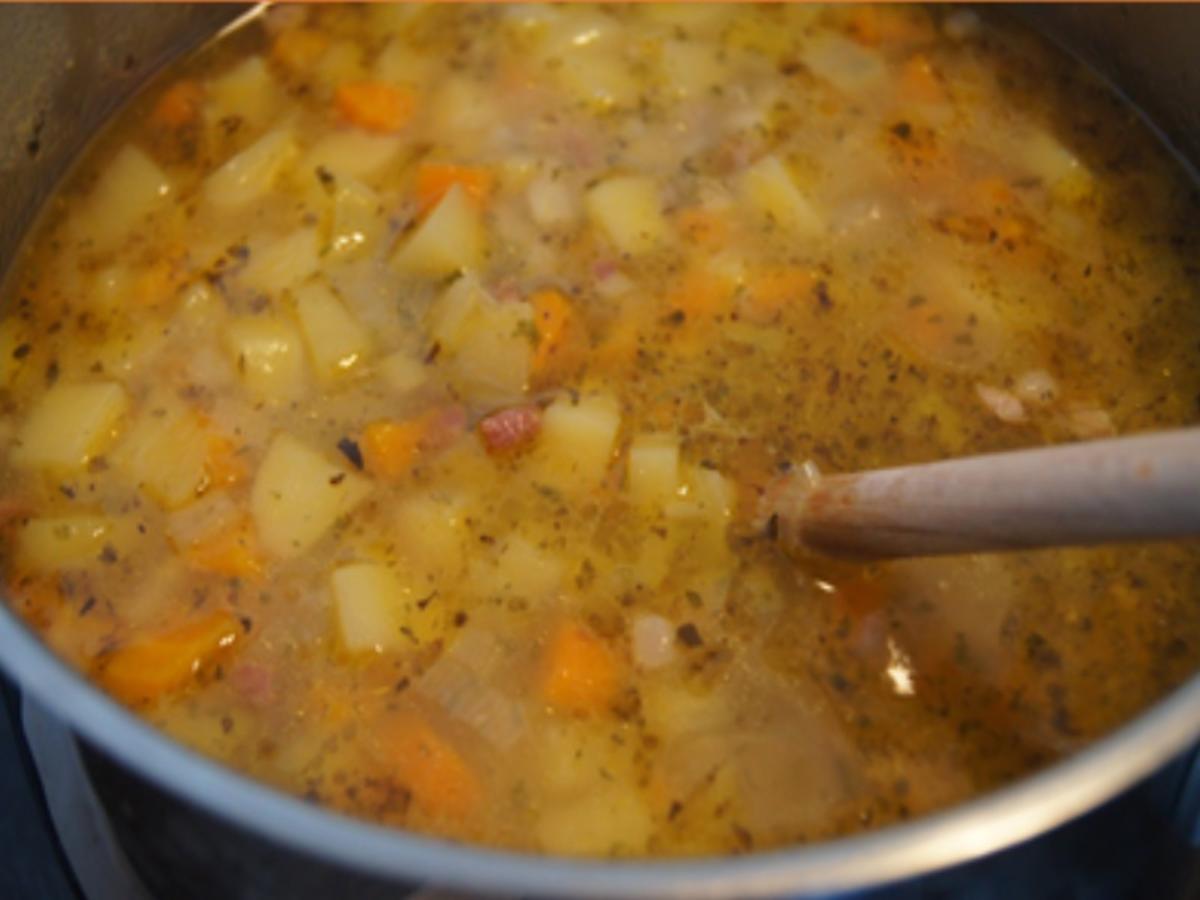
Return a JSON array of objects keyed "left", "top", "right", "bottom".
[{"left": 2, "top": 5, "right": 1200, "bottom": 898}]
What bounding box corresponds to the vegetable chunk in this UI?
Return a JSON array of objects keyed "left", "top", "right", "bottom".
[
  {"left": 11, "top": 382, "right": 128, "bottom": 472},
  {"left": 251, "top": 434, "right": 371, "bottom": 558},
  {"left": 542, "top": 622, "right": 620, "bottom": 716},
  {"left": 97, "top": 611, "right": 241, "bottom": 705},
  {"left": 586, "top": 175, "right": 667, "bottom": 255}
]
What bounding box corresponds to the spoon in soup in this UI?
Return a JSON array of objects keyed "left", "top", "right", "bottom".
[{"left": 765, "top": 427, "right": 1200, "bottom": 559}]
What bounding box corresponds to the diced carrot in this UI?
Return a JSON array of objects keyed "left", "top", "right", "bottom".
[
  {"left": 666, "top": 268, "right": 733, "bottom": 323},
  {"left": 181, "top": 516, "right": 264, "bottom": 582},
  {"left": 204, "top": 435, "right": 249, "bottom": 491},
  {"left": 414, "top": 163, "right": 494, "bottom": 217},
  {"left": 541, "top": 622, "right": 620, "bottom": 716},
  {"left": 97, "top": 610, "right": 241, "bottom": 705},
  {"left": 739, "top": 267, "right": 815, "bottom": 325},
  {"left": 675, "top": 207, "right": 730, "bottom": 249},
  {"left": 900, "top": 54, "right": 944, "bottom": 105},
  {"left": 271, "top": 27, "right": 329, "bottom": 72},
  {"left": 6, "top": 575, "right": 61, "bottom": 630},
  {"left": 335, "top": 81, "right": 415, "bottom": 134},
  {"left": 151, "top": 80, "right": 205, "bottom": 129},
  {"left": 361, "top": 419, "right": 424, "bottom": 480},
  {"left": 380, "top": 713, "right": 482, "bottom": 820},
  {"left": 529, "top": 289, "right": 586, "bottom": 385}
]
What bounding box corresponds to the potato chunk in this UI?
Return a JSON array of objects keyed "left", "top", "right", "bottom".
[
  {"left": 11, "top": 382, "right": 128, "bottom": 471},
  {"left": 251, "top": 434, "right": 371, "bottom": 558},
  {"left": 223, "top": 316, "right": 308, "bottom": 402},
  {"left": 114, "top": 396, "right": 210, "bottom": 509},
  {"left": 294, "top": 281, "right": 372, "bottom": 383},
  {"left": 739, "top": 155, "right": 823, "bottom": 237},
  {"left": 531, "top": 391, "right": 620, "bottom": 493},
  {"left": 237, "top": 228, "right": 321, "bottom": 296},
  {"left": 626, "top": 433, "right": 681, "bottom": 509},
  {"left": 332, "top": 563, "right": 410, "bottom": 653},
  {"left": 391, "top": 184, "right": 484, "bottom": 278},
  {"left": 586, "top": 175, "right": 666, "bottom": 255},
  {"left": 73, "top": 146, "right": 172, "bottom": 253},
  {"left": 17, "top": 516, "right": 129, "bottom": 571},
  {"left": 204, "top": 128, "right": 297, "bottom": 211}
]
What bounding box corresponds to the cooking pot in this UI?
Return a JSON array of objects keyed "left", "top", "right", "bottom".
[{"left": 2, "top": 5, "right": 1200, "bottom": 898}]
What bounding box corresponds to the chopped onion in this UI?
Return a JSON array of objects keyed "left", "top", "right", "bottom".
[
  {"left": 1068, "top": 405, "right": 1116, "bottom": 440},
  {"left": 1015, "top": 369, "right": 1058, "bottom": 405},
  {"left": 632, "top": 614, "right": 676, "bottom": 669},
  {"left": 416, "top": 629, "right": 526, "bottom": 748},
  {"left": 975, "top": 383, "right": 1026, "bottom": 424}
]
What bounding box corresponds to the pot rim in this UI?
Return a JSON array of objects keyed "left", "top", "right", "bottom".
[{"left": 2, "top": 601, "right": 1200, "bottom": 898}]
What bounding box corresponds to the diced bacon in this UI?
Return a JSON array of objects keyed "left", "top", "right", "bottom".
[
  {"left": 230, "top": 663, "right": 275, "bottom": 708},
  {"left": 421, "top": 405, "right": 468, "bottom": 453},
  {"left": 478, "top": 404, "right": 542, "bottom": 456}
]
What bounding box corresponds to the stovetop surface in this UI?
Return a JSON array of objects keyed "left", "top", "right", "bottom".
[{"left": 0, "top": 676, "right": 80, "bottom": 900}]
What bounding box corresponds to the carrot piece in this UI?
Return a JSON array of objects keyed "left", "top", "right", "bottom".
[
  {"left": 98, "top": 610, "right": 241, "bottom": 705},
  {"left": 151, "top": 79, "right": 205, "bottom": 129},
  {"left": 360, "top": 418, "right": 427, "bottom": 480},
  {"left": 335, "top": 81, "right": 415, "bottom": 133},
  {"left": 530, "top": 289, "right": 585, "bottom": 384},
  {"left": 204, "top": 435, "right": 248, "bottom": 491},
  {"left": 675, "top": 207, "right": 730, "bottom": 249},
  {"left": 666, "top": 268, "right": 732, "bottom": 323},
  {"left": 271, "top": 27, "right": 329, "bottom": 72},
  {"left": 541, "top": 622, "right": 620, "bottom": 716},
  {"left": 381, "top": 714, "right": 482, "bottom": 820},
  {"left": 900, "top": 54, "right": 944, "bottom": 105},
  {"left": 740, "top": 267, "right": 815, "bottom": 325},
  {"left": 414, "top": 163, "right": 494, "bottom": 217},
  {"left": 181, "top": 516, "right": 264, "bottom": 582}
]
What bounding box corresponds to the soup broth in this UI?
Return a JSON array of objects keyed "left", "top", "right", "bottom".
[{"left": 3, "top": 3, "right": 1200, "bottom": 857}]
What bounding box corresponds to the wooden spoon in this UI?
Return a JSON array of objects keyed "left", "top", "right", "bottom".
[{"left": 767, "top": 428, "right": 1200, "bottom": 560}]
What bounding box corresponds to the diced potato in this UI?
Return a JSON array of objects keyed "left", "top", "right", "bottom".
[
  {"left": 332, "top": 562, "right": 438, "bottom": 652},
  {"left": 223, "top": 316, "right": 308, "bottom": 402},
  {"left": 532, "top": 391, "right": 620, "bottom": 492},
  {"left": 556, "top": 49, "right": 639, "bottom": 111},
  {"left": 585, "top": 175, "right": 666, "bottom": 255},
  {"left": 536, "top": 782, "right": 652, "bottom": 856},
  {"left": 469, "top": 534, "right": 564, "bottom": 604},
  {"left": 204, "top": 128, "right": 297, "bottom": 211},
  {"left": 393, "top": 493, "right": 466, "bottom": 584},
  {"left": 1020, "top": 128, "right": 1094, "bottom": 202},
  {"left": 374, "top": 37, "right": 437, "bottom": 88},
  {"left": 302, "top": 131, "right": 402, "bottom": 182},
  {"left": 426, "top": 275, "right": 533, "bottom": 406},
  {"left": 11, "top": 382, "right": 128, "bottom": 471},
  {"left": 251, "top": 433, "right": 371, "bottom": 558},
  {"left": 237, "top": 228, "right": 321, "bottom": 296},
  {"left": 327, "top": 177, "right": 386, "bottom": 259},
  {"left": 667, "top": 464, "right": 735, "bottom": 522},
  {"left": 17, "top": 516, "right": 131, "bottom": 571},
  {"left": 205, "top": 56, "right": 280, "bottom": 131},
  {"left": 739, "top": 155, "right": 823, "bottom": 237},
  {"left": 73, "top": 146, "right": 172, "bottom": 253},
  {"left": 294, "top": 281, "right": 372, "bottom": 383},
  {"left": 378, "top": 350, "right": 428, "bottom": 395},
  {"left": 391, "top": 184, "right": 484, "bottom": 278},
  {"left": 114, "top": 395, "right": 210, "bottom": 509},
  {"left": 527, "top": 174, "right": 578, "bottom": 228},
  {"left": 639, "top": 679, "right": 728, "bottom": 739},
  {"left": 626, "top": 433, "right": 681, "bottom": 509},
  {"left": 658, "top": 40, "right": 726, "bottom": 98}
]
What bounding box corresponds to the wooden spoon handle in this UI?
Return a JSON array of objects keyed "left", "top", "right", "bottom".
[{"left": 773, "top": 428, "right": 1200, "bottom": 559}]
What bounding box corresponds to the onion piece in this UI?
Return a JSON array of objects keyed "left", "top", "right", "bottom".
[
  {"left": 975, "top": 383, "right": 1026, "bottom": 424},
  {"left": 631, "top": 614, "right": 676, "bottom": 669}
]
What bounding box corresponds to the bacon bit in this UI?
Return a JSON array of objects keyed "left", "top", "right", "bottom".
[
  {"left": 151, "top": 80, "right": 205, "bottom": 129},
  {"left": 975, "top": 383, "right": 1026, "bottom": 424},
  {"left": 230, "top": 663, "right": 275, "bottom": 708},
  {"left": 478, "top": 405, "right": 542, "bottom": 456}
]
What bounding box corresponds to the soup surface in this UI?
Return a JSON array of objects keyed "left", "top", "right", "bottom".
[{"left": 3, "top": 3, "right": 1200, "bottom": 857}]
